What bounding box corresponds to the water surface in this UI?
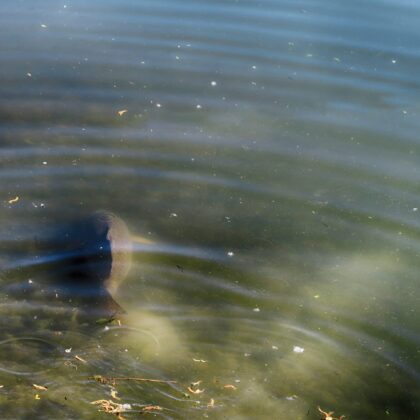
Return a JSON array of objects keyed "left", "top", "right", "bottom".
[{"left": 1, "top": 0, "right": 420, "bottom": 418}]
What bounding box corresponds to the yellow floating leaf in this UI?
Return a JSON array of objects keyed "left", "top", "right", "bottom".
[
  {"left": 35, "top": 394, "right": 41, "bottom": 400},
  {"left": 223, "top": 384, "right": 237, "bottom": 390}
]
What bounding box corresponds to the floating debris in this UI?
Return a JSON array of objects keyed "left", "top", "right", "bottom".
[
  {"left": 91, "top": 399, "right": 131, "bottom": 415},
  {"left": 223, "top": 384, "right": 237, "bottom": 390},
  {"left": 191, "top": 380, "right": 202, "bottom": 387},
  {"left": 110, "top": 389, "right": 120, "bottom": 400},
  {"left": 192, "top": 358, "right": 208, "bottom": 363},
  {"left": 65, "top": 347, "right": 72, "bottom": 353},
  {"left": 211, "top": 81, "right": 217, "bottom": 86},
  {"left": 40, "top": 24, "right": 47, "bottom": 28},
  {"left": 117, "top": 109, "right": 128, "bottom": 116},
  {"left": 33, "top": 384, "right": 48, "bottom": 391},
  {"left": 293, "top": 346, "right": 305, "bottom": 354},
  {"left": 142, "top": 406, "right": 163, "bottom": 412},
  {"left": 318, "top": 406, "right": 345, "bottom": 420},
  {"left": 187, "top": 386, "right": 204, "bottom": 394},
  {"left": 253, "top": 307, "right": 260, "bottom": 312},
  {"left": 207, "top": 398, "right": 215, "bottom": 408},
  {"left": 8, "top": 196, "right": 19, "bottom": 204},
  {"left": 74, "top": 355, "right": 87, "bottom": 364}
]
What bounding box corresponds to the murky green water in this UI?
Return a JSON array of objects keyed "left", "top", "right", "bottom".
[{"left": 1, "top": 0, "right": 420, "bottom": 418}]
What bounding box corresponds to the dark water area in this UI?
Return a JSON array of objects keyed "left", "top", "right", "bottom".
[{"left": 1, "top": 0, "right": 420, "bottom": 418}]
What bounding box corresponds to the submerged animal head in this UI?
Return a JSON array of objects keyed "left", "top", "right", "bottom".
[{"left": 47, "top": 210, "right": 133, "bottom": 316}]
